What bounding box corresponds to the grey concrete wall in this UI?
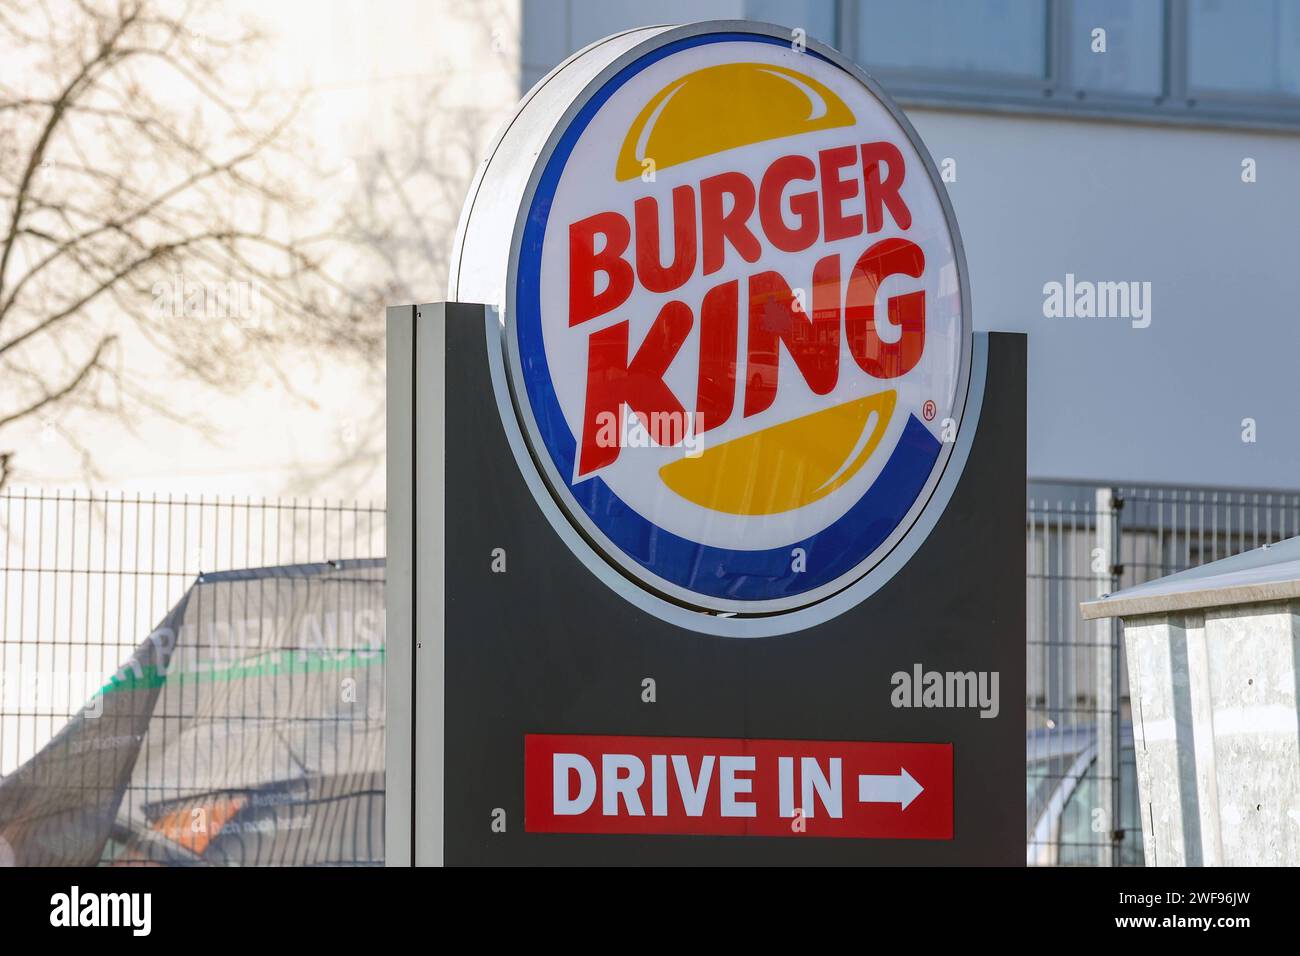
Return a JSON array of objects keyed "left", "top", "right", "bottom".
[{"left": 1124, "top": 602, "right": 1300, "bottom": 866}]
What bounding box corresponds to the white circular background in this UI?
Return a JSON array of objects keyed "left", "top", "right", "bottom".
[{"left": 536, "top": 38, "right": 964, "bottom": 552}]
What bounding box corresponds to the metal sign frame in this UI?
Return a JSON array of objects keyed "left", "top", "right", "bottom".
[{"left": 386, "top": 301, "right": 1025, "bottom": 865}]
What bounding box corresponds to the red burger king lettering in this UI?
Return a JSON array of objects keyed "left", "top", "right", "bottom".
[
  {"left": 569, "top": 141, "right": 921, "bottom": 478},
  {"left": 451, "top": 30, "right": 972, "bottom": 611}
]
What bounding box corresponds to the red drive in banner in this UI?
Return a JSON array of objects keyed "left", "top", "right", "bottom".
[{"left": 525, "top": 734, "right": 952, "bottom": 839}]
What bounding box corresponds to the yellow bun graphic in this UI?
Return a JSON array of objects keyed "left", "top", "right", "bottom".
[
  {"left": 659, "top": 391, "right": 896, "bottom": 515},
  {"left": 615, "top": 63, "right": 856, "bottom": 181}
]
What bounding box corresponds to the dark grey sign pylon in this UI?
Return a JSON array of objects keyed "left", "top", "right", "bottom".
[{"left": 387, "top": 302, "right": 1026, "bottom": 865}]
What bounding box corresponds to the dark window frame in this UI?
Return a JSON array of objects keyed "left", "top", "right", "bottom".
[{"left": 819, "top": 0, "right": 1300, "bottom": 133}]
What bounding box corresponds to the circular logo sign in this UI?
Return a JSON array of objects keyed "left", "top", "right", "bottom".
[{"left": 454, "top": 24, "right": 971, "bottom": 616}]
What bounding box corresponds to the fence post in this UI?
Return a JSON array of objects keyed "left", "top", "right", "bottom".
[{"left": 1093, "top": 488, "right": 1123, "bottom": 866}]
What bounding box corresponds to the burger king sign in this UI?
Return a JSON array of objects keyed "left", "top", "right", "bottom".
[{"left": 451, "top": 22, "right": 971, "bottom": 617}]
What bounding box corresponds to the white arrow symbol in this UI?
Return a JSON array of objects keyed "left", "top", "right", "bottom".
[{"left": 857, "top": 768, "right": 924, "bottom": 810}]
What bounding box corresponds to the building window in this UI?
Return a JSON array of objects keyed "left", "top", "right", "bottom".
[
  {"left": 823, "top": 0, "right": 1300, "bottom": 130},
  {"left": 853, "top": 0, "right": 1049, "bottom": 80},
  {"left": 1188, "top": 0, "right": 1300, "bottom": 96},
  {"left": 1068, "top": 0, "right": 1164, "bottom": 96}
]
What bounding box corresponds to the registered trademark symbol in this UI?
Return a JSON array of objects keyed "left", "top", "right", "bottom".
[{"left": 922, "top": 400, "right": 937, "bottom": 422}]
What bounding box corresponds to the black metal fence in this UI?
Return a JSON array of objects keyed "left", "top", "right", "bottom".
[{"left": 0, "top": 492, "right": 385, "bottom": 865}]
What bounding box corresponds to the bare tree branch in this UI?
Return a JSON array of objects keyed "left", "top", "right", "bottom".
[
  {"left": 0, "top": 331, "right": 114, "bottom": 430},
  {"left": 0, "top": 0, "right": 404, "bottom": 488}
]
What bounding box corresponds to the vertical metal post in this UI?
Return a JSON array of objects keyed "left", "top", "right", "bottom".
[
  {"left": 1044, "top": 500, "right": 1063, "bottom": 733},
  {"left": 1110, "top": 492, "right": 1124, "bottom": 867},
  {"left": 385, "top": 303, "right": 445, "bottom": 866},
  {"left": 385, "top": 305, "right": 415, "bottom": 866},
  {"left": 413, "top": 306, "right": 446, "bottom": 867},
  {"left": 1093, "top": 488, "right": 1123, "bottom": 866}
]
